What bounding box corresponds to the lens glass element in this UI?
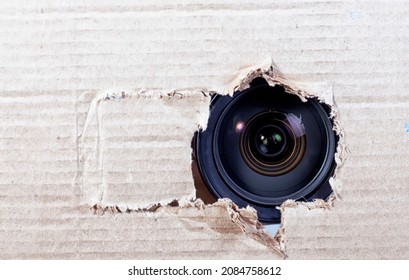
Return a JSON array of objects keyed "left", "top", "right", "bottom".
[
  {"left": 255, "top": 125, "right": 287, "bottom": 157},
  {"left": 241, "top": 111, "right": 306, "bottom": 176}
]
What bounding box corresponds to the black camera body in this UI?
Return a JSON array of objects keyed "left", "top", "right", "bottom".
[{"left": 195, "top": 78, "right": 336, "bottom": 223}]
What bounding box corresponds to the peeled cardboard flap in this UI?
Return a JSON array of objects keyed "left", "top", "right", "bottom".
[
  {"left": 0, "top": 200, "right": 280, "bottom": 259},
  {"left": 0, "top": 87, "right": 282, "bottom": 259},
  {"left": 76, "top": 91, "right": 209, "bottom": 209},
  {"left": 1, "top": 0, "right": 409, "bottom": 259}
]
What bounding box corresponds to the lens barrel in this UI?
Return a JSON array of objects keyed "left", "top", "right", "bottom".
[{"left": 195, "top": 79, "right": 336, "bottom": 223}]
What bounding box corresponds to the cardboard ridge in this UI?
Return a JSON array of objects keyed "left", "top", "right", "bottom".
[{"left": 1, "top": 0, "right": 408, "bottom": 259}]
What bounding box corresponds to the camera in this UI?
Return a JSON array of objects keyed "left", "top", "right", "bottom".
[{"left": 193, "top": 78, "right": 337, "bottom": 223}]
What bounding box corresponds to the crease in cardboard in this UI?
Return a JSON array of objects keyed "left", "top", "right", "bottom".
[{"left": 75, "top": 90, "right": 106, "bottom": 205}]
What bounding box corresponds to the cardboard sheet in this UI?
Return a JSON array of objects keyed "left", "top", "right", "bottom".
[{"left": 1, "top": 0, "right": 408, "bottom": 259}]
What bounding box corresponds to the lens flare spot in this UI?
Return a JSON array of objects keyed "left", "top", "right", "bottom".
[
  {"left": 235, "top": 121, "right": 245, "bottom": 133},
  {"left": 286, "top": 113, "right": 306, "bottom": 137},
  {"left": 273, "top": 133, "right": 282, "bottom": 142}
]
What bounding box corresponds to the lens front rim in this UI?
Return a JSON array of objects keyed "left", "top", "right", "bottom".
[{"left": 195, "top": 83, "right": 336, "bottom": 223}]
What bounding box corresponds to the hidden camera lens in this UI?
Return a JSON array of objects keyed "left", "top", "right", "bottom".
[
  {"left": 254, "top": 125, "right": 287, "bottom": 157},
  {"left": 194, "top": 78, "right": 337, "bottom": 223},
  {"left": 240, "top": 111, "right": 306, "bottom": 177}
]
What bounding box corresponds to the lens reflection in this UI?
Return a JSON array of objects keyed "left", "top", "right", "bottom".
[
  {"left": 256, "top": 125, "right": 287, "bottom": 156},
  {"left": 235, "top": 121, "right": 245, "bottom": 133},
  {"left": 240, "top": 111, "right": 306, "bottom": 176}
]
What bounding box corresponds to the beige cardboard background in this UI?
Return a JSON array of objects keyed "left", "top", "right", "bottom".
[{"left": 0, "top": 0, "right": 408, "bottom": 259}]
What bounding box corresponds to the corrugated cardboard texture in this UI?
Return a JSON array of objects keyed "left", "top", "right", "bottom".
[
  {"left": 76, "top": 91, "right": 209, "bottom": 209},
  {"left": 282, "top": 94, "right": 409, "bottom": 259},
  {"left": 1, "top": 0, "right": 408, "bottom": 259}
]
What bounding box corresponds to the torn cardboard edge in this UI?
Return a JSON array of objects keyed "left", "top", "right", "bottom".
[
  {"left": 230, "top": 61, "right": 348, "bottom": 179},
  {"left": 230, "top": 62, "right": 347, "bottom": 255},
  {"left": 87, "top": 198, "right": 285, "bottom": 259},
  {"left": 76, "top": 60, "right": 346, "bottom": 259},
  {"left": 195, "top": 62, "right": 347, "bottom": 256},
  {"left": 75, "top": 89, "right": 211, "bottom": 132},
  {"left": 75, "top": 89, "right": 210, "bottom": 209}
]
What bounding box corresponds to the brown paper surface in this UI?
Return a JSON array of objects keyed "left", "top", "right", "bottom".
[{"left": 1, "top": 0, "right": 408, "bottom": 259}]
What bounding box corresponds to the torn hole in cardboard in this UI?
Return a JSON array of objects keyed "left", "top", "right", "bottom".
[
  {"left": 74, "top": 62, "right": 345, "bottom": 259},
  {"left": 192, "top": 62, "right": 346, "bottom": 257}
]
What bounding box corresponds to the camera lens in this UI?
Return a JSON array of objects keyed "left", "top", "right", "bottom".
[
  {"left": 255, "top": 125, "right": 286, "bottom": 157},
  {"left": 194, "top": 78, "right": 336, "bottom": 223},
  {"left": 241, "top": 111, "right": 306, "bottom": 176}
]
